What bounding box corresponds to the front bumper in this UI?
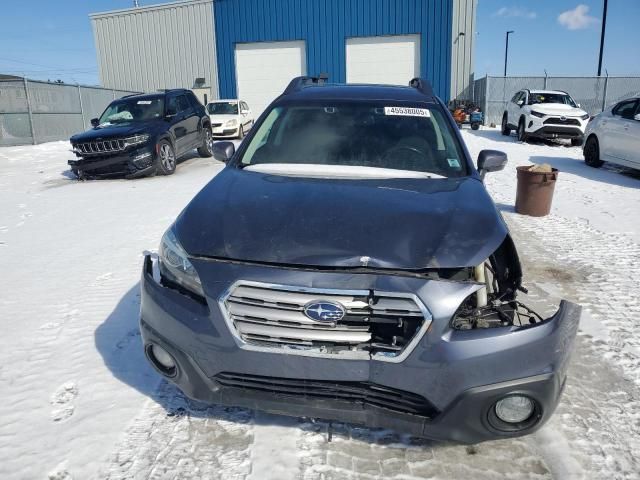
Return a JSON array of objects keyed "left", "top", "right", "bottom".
[
  {"left": 211, "top": 124, "right": 239, "bottom": 137},
  {"left": 525, "top": 117, "right": 587, "bottom": 139},
  {"left": 68, "top": 147, "right": 156, "bottom": 178},
  {"left": 140, "top": 255, "right": 580, "bottom": 443},
  {"left": 529, "top": 126, "right": 584, "bottom": 140}
]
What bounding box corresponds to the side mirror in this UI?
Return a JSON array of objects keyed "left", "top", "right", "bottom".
[
  {"left": 165, "top": 107, "right": 177, "bottom": 119},
  {"left": 477, "top": 150, "right": 507, "bottom": 180},
  {"left": 241, "top": 109, "right": 250, "bottom": 115},
  {"left": 577, "top": 103, "right": 582, "bottom": 108},
  {"left": 212, "top": 141, "right": 235, "bottom": 162},
  {"left": 634, "top": 113, "right": 640, "bottom": 122},
  {"left": 90, "top": 118, "right": 99, "bottom": 127},
  {"left": 516, "top": 100, "right": 524, "bottom": 107}
]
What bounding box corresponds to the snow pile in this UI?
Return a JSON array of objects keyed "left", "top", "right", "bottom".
[{"left": 1, "top": 132, "right": 639, "bottom": 479}]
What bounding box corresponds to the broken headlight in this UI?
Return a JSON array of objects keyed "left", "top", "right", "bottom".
[
  {"left": 159, "top": 226, "right": 205, "bottom": 298},
  {"left": 450, "top": 251, "right": 542, "bottom": 330}
]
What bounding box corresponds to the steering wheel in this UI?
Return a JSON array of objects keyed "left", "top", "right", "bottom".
[{"left": 380, "top": 145, "right": 436, "bottom": 172}]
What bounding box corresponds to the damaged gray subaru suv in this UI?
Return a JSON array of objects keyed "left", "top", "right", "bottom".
[{"left": 140, "top": 77, "right": 580, "bottom": 443}]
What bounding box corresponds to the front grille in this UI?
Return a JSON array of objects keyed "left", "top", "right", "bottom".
[
  {"left": 544, "top": 117, "right": 580, "bottom": 126},
  {"left": 214, "top": 372, "right": 438, "bottom": 417},
  {"left": 75, "top": 139, "right": 126, "bottom": 155},
  {"left": 222, "top": 283, "right": 430, "bottom": 358},
  {"left": 211, "top": 123, "right": 223, "bottom": 127}
]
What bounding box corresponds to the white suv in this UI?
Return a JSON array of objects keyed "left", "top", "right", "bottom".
[
  {"left": 206, "top": 99, "right": 254, "bottom": 139},
  {"left": 501, "top": 90, "right": 589, "bottom": 146}
]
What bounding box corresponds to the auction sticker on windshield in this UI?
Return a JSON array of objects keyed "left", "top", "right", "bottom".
[{"left": 384, "top": 106, "right": 430, "bottom": 117}]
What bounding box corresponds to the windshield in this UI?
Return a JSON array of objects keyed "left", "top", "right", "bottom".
[
  {"left": 528, "top": 93, "right": 577, "bottom": 107},
  {"left": 98, "top": 97, "right": 164, "bottom": 124},
  {"left": 239, "top": 103, "right": 468, "bottom": 178},
  {"left": 207, "top": 102, "right": 239, "bottom": 115}
]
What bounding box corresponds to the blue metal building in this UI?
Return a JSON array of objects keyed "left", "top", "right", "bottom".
[
  {"left": 214, "top": 0, "right": 476, "bottom": 114},
  {"left": 90, "top": 0, "right": 477, "bottom": 114}
]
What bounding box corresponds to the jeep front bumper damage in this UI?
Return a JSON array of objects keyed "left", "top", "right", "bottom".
[
  {"left": 139, "top": 254, "right": 581, "bottom": 443},
  {"left": 68, "top": 150, "right": 156, "bottom": 179}
]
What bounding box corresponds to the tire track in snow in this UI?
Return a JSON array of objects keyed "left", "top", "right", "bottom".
[
  {"left": 99, "top": 381, "right": 254, "bottom": 480},
  {"left": 503, "top": 212, "right": 640, "bottom": 479}
]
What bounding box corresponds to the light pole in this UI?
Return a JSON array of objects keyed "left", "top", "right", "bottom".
[
  {"left": 597, "top": 0, "right": 608, "bottom": 76},
  {"left": 504, "top": 31, "right": 514, "bottom": 77}
]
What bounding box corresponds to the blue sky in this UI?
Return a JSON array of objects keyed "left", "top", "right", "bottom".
[
  {"left": 1, "top": 0, "right": 638, "bottom": 85},
  {"left": 475, "top": 0, "right": 640, "bottom": 77}
]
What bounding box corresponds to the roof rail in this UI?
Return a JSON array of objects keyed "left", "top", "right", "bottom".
[
  {"left": 408, "top": 78, "right": 434, "bottom": 97},
  {"left": 283, "top": 74, "right": 329, "bottom": 95}
]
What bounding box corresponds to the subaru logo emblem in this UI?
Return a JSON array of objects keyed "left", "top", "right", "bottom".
[{"left": 304, "top": 301, "right": 346, "bottom": 322}]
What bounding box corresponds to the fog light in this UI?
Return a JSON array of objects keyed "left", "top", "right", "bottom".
[
  {"left": 494, "top": 395, "right": 534, "bottom": 424},
  {"left": 148, "top": 344, "right": 177, "bottom": 376},
  {"left": 133, "top": 151, "right": 153, "bottom": 168}
]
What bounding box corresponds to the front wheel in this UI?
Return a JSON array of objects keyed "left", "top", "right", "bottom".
[
  {"left": 197, "top": 127, "right": 213, "bottom": 157},
  {"left": 501, "top": 114, "right": 511, "bottom": 136},
  {"left": 584, "top": 136, "right": 604, "bottom": 168},
  {"left": 156, "top": 140, "right": 176, "bottom": 175},
  {"left": 517, "top": 120, "right": 528, "bottom": 142},
  {"left": 471, "top": 122, "right": 480, "bottom": 131}
]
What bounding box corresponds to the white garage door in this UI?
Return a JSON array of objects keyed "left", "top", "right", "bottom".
[
  {"left": 346, "top": 35, "right": 420, "bottom": 86},
  {"left": 235, "top": 41, "right": 306, "bottom": 118}
]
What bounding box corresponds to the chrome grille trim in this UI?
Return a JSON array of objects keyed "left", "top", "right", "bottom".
[
  {"left": 74, "top": 139, "right": 126, "bottom": 156},
  {"left": 219, "top": 281, "right": 432, "bottom": 363}
]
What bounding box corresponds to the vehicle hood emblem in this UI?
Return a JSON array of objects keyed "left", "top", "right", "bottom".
[
  {"left": 304, "top": 301, "right": 346, "bottom": 322},
  {"left": 560, "top": 116, "right": 567, "bottom": 121}
]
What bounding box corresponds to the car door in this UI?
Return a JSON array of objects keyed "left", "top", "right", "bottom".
[
  {"left": 507, "top": 91, "right": 524, "bottom": 127},
  {"left": 240, "top": 101, "right": 253, "bottom": 129},
  {"left": 166, "top": 94, "right": 189, "bottom": 155},
  {"left": 604, "top": 99, "right": 638, "bottom": 162},
  {"left": 629, "top": 102, "right": 640, "bottom": 166},
  {"left": 176, "top": 94, "right": 200, "bottom": 150}
]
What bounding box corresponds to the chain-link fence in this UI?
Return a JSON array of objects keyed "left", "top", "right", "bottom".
[
  {"left": 0, "top": 79, "right": 139, "bottom": 146},
  {"left": 473, "top": 75, "right": 640, "bottom": 126}
]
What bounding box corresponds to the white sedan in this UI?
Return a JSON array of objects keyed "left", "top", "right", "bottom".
[
  {"left": 583, "top": 97, "right": 640, "bottom": 170},
  {"left": 206, "top": 99, "right": 254, "bottom": 139}
]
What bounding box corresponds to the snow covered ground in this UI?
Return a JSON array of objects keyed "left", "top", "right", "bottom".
[{"left": 0, "top": 130, "right": 639, "bottom": 480}]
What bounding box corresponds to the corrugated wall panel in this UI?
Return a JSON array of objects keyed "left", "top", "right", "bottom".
[
  {"left": 450, "top": 0, "right": 476, "bottom": 100},
  {"left": 91, "top": 0, "right": 218, "bottom": 97},
  {"left": 214, "top": 0, "right": 455, "bottom": 100}
]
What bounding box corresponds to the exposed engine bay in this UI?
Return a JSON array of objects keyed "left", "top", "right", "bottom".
[{"left": 451, "top": 236, "right": 545, "bottom": 330}]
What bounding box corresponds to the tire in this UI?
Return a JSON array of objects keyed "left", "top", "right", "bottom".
[
  {"left": 238, "top": 125, "right": 244, "bottom": 139},
  {"left": 197, "top": 127, "right": 213, "bottom": 158},
  {"left": 471, "top": 122, "right": 480, "bottom": 131},
  {"left": 501, "top": 113, "right": 511, "bottom": 136},
  {"left": 571, "top": 138, "right": 582, "bottom": 147},
  {"left": 584, "top": 136, "right": 604, "bottom": 168},
  {"left": 156, "top": 140, "right": 176, "bottom": 175},
  {"left": 517, "top": 119, "right": 528, "bottom": 142}
]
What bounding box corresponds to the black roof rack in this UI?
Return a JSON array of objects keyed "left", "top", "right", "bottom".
[
  {"left": 408, "top": 78, "right": 434, "bottom": 97},
  {"left": 283, "top": 74, "right": 329, "bottom": 95}
]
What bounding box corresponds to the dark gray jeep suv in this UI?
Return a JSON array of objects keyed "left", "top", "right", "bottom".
[
  {"left": 140, "top": 77, "right": 580, "bottom": 443},
  {"left": 69, "top": 89, "right": 213, "bottom": 179}
]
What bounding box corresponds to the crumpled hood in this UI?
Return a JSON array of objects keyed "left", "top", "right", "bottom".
[
  {"left": 70, "top": 121, "right": 158, "bottom": 143},
  {"left": 530, "top": 104, "right": 587, "bottom": 117},
  {"left": 175, "top": 168, "right": 508, "bottom": 269}
]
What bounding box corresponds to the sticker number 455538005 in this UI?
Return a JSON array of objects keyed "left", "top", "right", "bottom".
[{"left": 384, "top": 106, "right": 431, "bottom": 118}]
